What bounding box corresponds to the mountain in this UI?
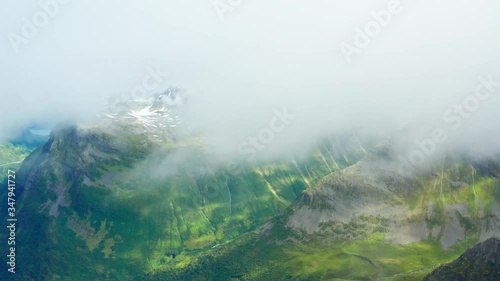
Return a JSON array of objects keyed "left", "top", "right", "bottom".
[
  {"left": 0, "top": 125, "right": 50, "bottom": 182},
  {"left": 0, "top": 143, "right": 33, "bottom": 183},
  {"left": 100, "top": 88, "right": 185, "bottom": 142},
  {"left": 0, "top": 124, "right": 366, "bottom": 280},
  {"left": 424, "top": 237, "right": 500, "bottom": 281},
  {"left": 146, "top": 146, "right": 500, "bottom": 280},
  {"left": 1, "top": 94, "right": 498, "bottom": 280}
]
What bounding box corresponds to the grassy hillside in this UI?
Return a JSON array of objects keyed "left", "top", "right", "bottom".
[
  {"left": 4, "top": 125, "right": 496, "bottom": 280},
  {"left": 0, "top": 126, "right": 366, "bottom": 280},
  {"left": 146, "top": 154, "right": 500, "bottom": 280},
  {"left": 0, "top": 143, "right": 32, "bottom": 182}
]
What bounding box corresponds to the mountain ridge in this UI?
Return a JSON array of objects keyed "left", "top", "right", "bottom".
[{"left": 0, "top": 124, "right": 366, "bottom": 280}]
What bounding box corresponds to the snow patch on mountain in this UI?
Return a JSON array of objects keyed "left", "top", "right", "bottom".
[{"left": 98, "top": 88, "right": 187, "bottom": 141}]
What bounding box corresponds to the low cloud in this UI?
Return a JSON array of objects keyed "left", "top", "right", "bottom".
[{"left": 1, "top": 0, "right": 499, "bottom": 162}]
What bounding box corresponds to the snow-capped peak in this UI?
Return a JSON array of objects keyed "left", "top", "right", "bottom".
[{"left": 99, "top": 88, "right": 186, "bottom": 140}]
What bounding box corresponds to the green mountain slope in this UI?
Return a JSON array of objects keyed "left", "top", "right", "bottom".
[
  {"left": 3, "top": 124, "right": 497, "bottom": 280},
  {"left": 0, "top": 143, "right": 32, "bottom": 183},
  {"left": 0, "top": 126, "right": 366, "bottom": 280},
  {"left": 146, "top": 149, "right": 500, "bottom": 280}
]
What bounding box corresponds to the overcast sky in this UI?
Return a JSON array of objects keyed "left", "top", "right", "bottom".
[{"left": 1, "top": 0, "right": 499, "bottom": 159}]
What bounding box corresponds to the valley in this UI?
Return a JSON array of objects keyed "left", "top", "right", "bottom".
[{"left": 0, "top": 125, "right": 497, "bottom": 280}]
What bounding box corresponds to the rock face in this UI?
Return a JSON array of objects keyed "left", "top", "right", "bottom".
[
  {"left": 286, "top": 152, "right": 500, "bottom": 248},
  {"left": 2, "top": 125, "right": 498, "bottom": 280},
  {"left": 145, "top": 148, "right": 500, "bottom": 281},
  {"left": 424, "top": 237, "right": 500, "bottom": 281}
]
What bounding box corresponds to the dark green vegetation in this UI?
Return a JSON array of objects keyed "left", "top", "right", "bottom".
[
  {"left": 0, "top": 126, "right": 365, "bottom": 280},
  {"left": 146, "top": 151, "right": 500, "bottom": 280},
  {"left": 145, "top": 223, "right": 476, "bottom": 281},
  {"left": 1, "top": 125, "right": 498, "bottom": 280},
  {"left": 424, "top": 237, "right": 499, "bottom": 281}
]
